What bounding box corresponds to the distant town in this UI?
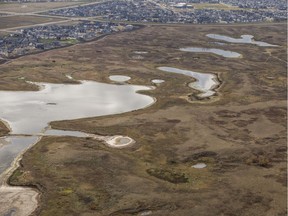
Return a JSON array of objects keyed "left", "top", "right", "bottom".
[
  {"left": 0, "top": 0, "right": 286, "bottom": 59},
  {"left": 46, "top": 0, "right": 287, "bottom": 24}
]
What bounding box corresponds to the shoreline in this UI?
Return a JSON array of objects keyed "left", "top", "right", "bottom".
[
  {"left": 0, "top": 134, "right": 41, "bottom": 216},
  {"left": 0, "top": 77, "right": 157, "bottom": 215},
  {"left": 0, "top": 118, "right": 12, "bottom": 134}
]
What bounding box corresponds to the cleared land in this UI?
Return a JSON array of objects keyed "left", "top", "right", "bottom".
[
  {"left": 192, "top": 3, "right": 240, "bottom": 10},
  {"left": 0, "top": 15, "right": 65, "bottom": 30},
  {"left": 0, "top": 23, "right": 286, "bottom": 215},
  {"left": 0, "top": 2, "right": 87, "bottom": 13}
]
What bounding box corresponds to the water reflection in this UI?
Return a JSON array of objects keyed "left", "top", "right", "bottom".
[
  {"left": 180, "top": 47, "right": 241, "bottom": 58},
  {"left": 0, "top": 81, "right": 153, "bottom": 135},
  {"left": 158, "top": 67, "right": 219, "bottom": 98},
  {"left": 151, "top": 79, "right": 165, "bottom": 84},
  {"left": 44, "top": 129, "right": 88, "bottom": 137},
  {"left": 109, "top": 75, "right": 131, "bottom": 82},
  {"left": 0, "top": 136, "right": 38, "bottom": 178},
  {"left": 206, "top": 34, "right": 278, "bottom": 47},
  {"left": 0, "top": 80, "right": 154, "bottom": 177}
]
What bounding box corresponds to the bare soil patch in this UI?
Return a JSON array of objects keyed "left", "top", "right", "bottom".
[
  {"left": 0, "top": 15, "right": 65, "bottom": 30},
  {"left": 0, "top": 2, "right": 86, "bottom": 13}
]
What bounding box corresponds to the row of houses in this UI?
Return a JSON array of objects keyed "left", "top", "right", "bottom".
[
  {"left": 0, "top": 21, "right": 135, "bottom": 58},
  {"left": 46, "top": 0, "right": 287, "bottom": 24}
]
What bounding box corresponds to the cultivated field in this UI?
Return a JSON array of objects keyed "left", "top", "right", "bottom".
[
  {"left": 0, "top": 1, "right": 87, "bottom": 13},
  {"left": 0, "top": 23, "right": 286, "bottom": 215},
  {"left": 0, "top": 15, "right": 65, "bottom": 30}
]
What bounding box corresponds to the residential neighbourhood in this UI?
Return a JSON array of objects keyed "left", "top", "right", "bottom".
[
  {"left": 46, "top": 0, "right": 287, "bottom": 23},
  {"left": 221, "top": 0, "right": 287, "bottom": 10},
  {"left": 0, "top": 21, "right": 136, "bottom": 58},
  {"left": 0, "top": 0, "right": 286, "bottom": 58}
]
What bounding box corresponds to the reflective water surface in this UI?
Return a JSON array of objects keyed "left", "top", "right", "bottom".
[
  {"left": 151, "top": 79, "right": 165, "bottom": 84},
  {"left": 206, "top": 34, "right": 278, "bottom": 47},
  {"left": 0, "top": 81, "right": 153, "bottom": 135},
  {"left": 180, "top": 47, "right": 241, "bottom": 58},
  {"left": 0, "top": 136, "right": 38, "bottom": 176},
  {"left": 158, "top": 67, "right": 219, "bottom": 98},
  {"left": 44, "top": 129, "right": 88, "bottom": 137},
  {"left": 109, "top": 75, "right": 131, "bottom": 82},
  {"left": 0, "top": 80, "right": 154, "bottom": 176}
]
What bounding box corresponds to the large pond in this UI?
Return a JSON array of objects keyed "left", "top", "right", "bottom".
[
  {"left": 157, "top": 67, "right": 219, "bottom": 98},
  {"left": 206, "top": 34, "right": 278, "bottom": 47},
  {"left": 180, "top": 47, "right": 241, "bottom": 58},
  {"left": 0, "top": 80, "right": 154, "bottom": 178}
]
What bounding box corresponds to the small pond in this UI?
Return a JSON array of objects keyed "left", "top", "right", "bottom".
[
  {"left": 206, "top": 34, "right": 278, "bottom": 47},
  {"left": 151, "top": 79, "right": 165, "bottom": 84},
  {"left": 109, "top": 75, "right": 131, "bottom": 82},
  {"left": 158, "top": 66, "right": 219, "bottom": 98},
  {"left": 180, "top": 47, "right": 241, "bottom": 58}
]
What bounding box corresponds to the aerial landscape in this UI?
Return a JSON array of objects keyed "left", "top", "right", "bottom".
[{"left": 0, "top": 0, "right": 286, "bottom": 215}]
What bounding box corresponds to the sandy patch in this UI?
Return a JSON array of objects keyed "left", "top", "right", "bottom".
[
  {"left": 0, "top": 185, "right": 38, "bottom": 216},
  {"left": 92, "top": 134, "right": 135, "bottom": 148}
]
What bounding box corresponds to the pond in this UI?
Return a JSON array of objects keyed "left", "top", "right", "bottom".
[
  {"left": 0, "top": 80, "right": 154, "bottom": 177},
  {"left": 151, "top": 79, "right": 165, "bottom": 84},
  {"left": 206, "top": 34, "right": 278, "bottom": 47},
  {"left": 158, "top": 67, "right": 219, "bottom": 98},
  {"left": 180, "top": 47, "right": 241, "bottom": 58},
  {"left": 109, "top": 75, "right": 131, "bottom": 82}
]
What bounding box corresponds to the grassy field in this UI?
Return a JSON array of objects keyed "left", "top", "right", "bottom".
[
  {"left": 1, "top": 23, "right": 286, "bottom": 215},
  {"left": 0, "top": 15, "right": 65, "bottom": 30},
  {"left": 0, "top": 1, "right": 87, "bottom": 13},
  {"left": 192, "top": 3, "right": 241, "bottom": 10}
]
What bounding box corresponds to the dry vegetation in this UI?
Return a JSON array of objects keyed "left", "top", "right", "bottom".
[
  {"left": 191, "top": 3, "right": 240, "bottom": 10},
  {"left": 0, "top": 121, "right": 9, "bottom": 137},
  {"left": 0, "top": 15, "right": 65, "bottom": 30},
  {"left": 0, "top": 2, "right": 87, "bottom": 13},
  {"left": 0, "top": 23, "right": 286, "bottom": 215}
]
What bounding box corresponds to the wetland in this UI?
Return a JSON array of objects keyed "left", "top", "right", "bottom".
[
  {"left": 180, "top": 47, "right": 242, "bottom": 58},
  {"left": 0, "top": 23, "right": 286, "bottom": 216}
]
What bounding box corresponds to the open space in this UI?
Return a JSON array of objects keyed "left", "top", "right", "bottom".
[
  {"left": 0, "top": 15, "right": 65, "bottom": 30},
  {"left": 192, "top": 3, "right": 240, "bottom": 10},
  {"left": 0, "top": 22, "right": 285, "bottom": 215},
  {"left": 0, "top": 1, "right": 88, "bottom": 13}
]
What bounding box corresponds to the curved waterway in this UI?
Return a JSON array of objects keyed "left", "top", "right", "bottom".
[
  {"left": 206, "top": 34, "right": 278, "bottom": 47},
  {"left": 180, "top": 47, "right": 241, "bottom": 58},
  {"left": 0, "top": 79, "right": 155, "bottom": 215},
  {"left": 158, "top": 67, "right": 219, "bottom": 98}
]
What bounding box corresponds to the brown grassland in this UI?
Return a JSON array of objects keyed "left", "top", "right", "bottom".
[
  {"left": 0, "top": 23, "right": 286, "bottom": 215},
  {"left": 0, "top": 2, "right": 87, "bottom": 13},
  {"left": 0, "top": 15, "right": 65, "bottom": 30}
]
